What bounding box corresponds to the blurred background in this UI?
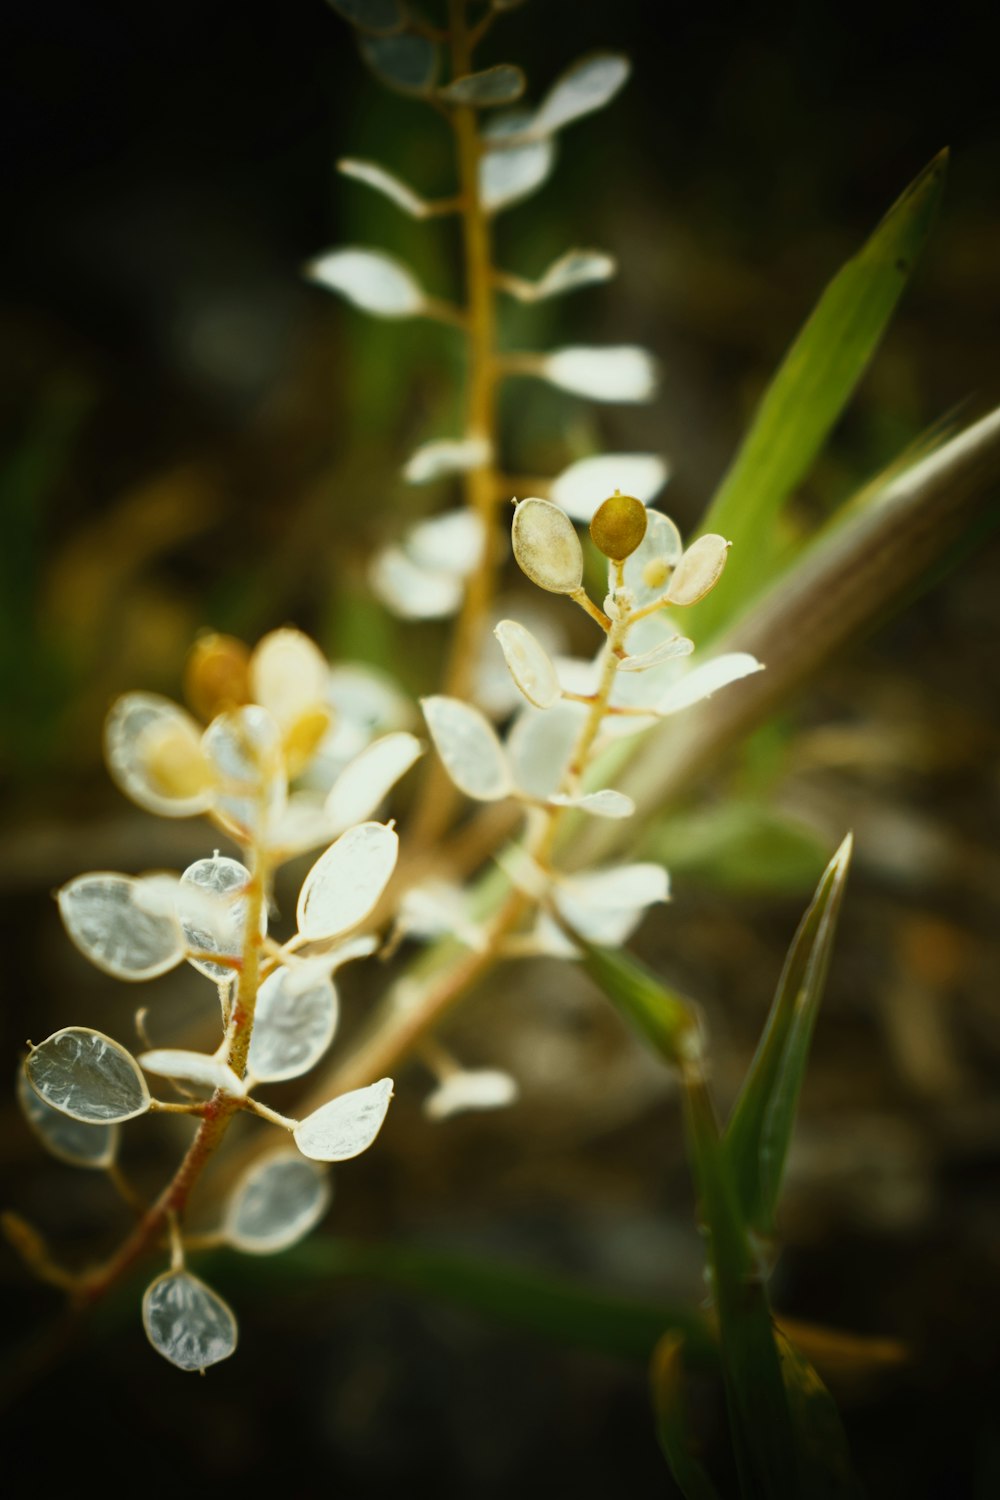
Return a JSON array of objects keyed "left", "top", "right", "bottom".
[{"left": 2, "top": 1, "right": 999, "bottom": 1494}]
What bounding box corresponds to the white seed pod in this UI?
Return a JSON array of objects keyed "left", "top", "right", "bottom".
[
  {"left": 439, "top": 64, "right": 525, "bottom": 107},
  {"left": 500, "top": 248, "right": 616, "bottom": 304},
  {"left": 405, "top": 510, "right": 485, "bottom": 574},
  {"left": 138, "top": 1049, "right": 245, "bottom": 1096},
  {"left": 506, "top": 701, "right": 585, "bottom": 799},
  {"left": 267, "top": 791, "right": 337, "bottom": 861},
  {"left": 554, "top": 862, "right": 669, "bottom": 946},
  {"left": 424, "top": 1068, "right": 519, "bottom": 1121},
  {"left": 360, "top": 31, "right": 439, "bottom": 96},
  {"left": 306, "top": 246, "right": 427, "bottom": 316},
  {"left": 179, "top": 855, "right": 265, "bottom": 983},
  {"left": 511, "top": 498, "right": 584, "bottom": 594},
  {"left": 493, "top": 620, "right": 560, "bottom": 709},
  {"left": 541, "top": 346, "right": 658, "bottom": 403},
  {"left": 325, "top": 731, "right": 423, "bottom": 835},
  {"left": 655, "top": 653, "right": 764, "bottom": 716},
  {"left": 17, "top": 1066, "right": 119, "bottom": 1169},
  {"left": 296, "top": 822, "right": 399, "bottom": 942},
  {"left": 623, "top": 510, "right": 685, "bottom": 607},
  {"left": 25, "top": 1028, "right": 150, "bottom": 1125},
  {"left": 224, "top": 1152, "right": 331, "bottom": 1254},
  {"left": 338, "top": 157, "right": 431, "bottom": 218},
  {"left": 403, "top": 438, "right": 491, "bottom": 485},
  {"left": 421, "top": 696, "right": 513, "bottom": 801},
  {"left": 479, "top": 110, "right": 556, "bottom": 213},
  {"left": 370, "top": 544, "right": 466, "bottom": 620},
  {"left": 548, "top": 788, "right": 635, "bottom": 819},
  {"left": 58, "top": 872, "right": 186, "bottom": 981},
  {"left": 665, "top": 533, "right": 731, "bottom": 606},
  {"left": 249, "top": 628, "right": 330, "bottom": 733},
  {"left": 142, "top": 1270, "right": 237, "bottom": 1372},
  {"left": 202, "top": 704, "right": 285, "bottom": 839},
  {"left": 550, "top": 453, "right": 668, "bottom": 521},
  {"left": 528, "top": 52, "right": 631, "bottom": 138},
  {"left": 619, "top": 635, "right": 694, "bottom": 672},
  {"left": 104, "top": 693, "right": 215, "bottom": 817},
  {"left": 397, "top": 881, "right": 488, "bottom": 952},
  {"left": 293, "top": 1078, "right": 394, "bottom": 1161},
  {"left": 247, "top": 968, "right": 339, "bottom": 1084}
]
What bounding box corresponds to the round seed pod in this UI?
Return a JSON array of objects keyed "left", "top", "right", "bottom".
[
  {"left": 511, "top": 498, "right": 584, "bottom": 594},
  {"left": 589, "top": 492, "right": 647, "bottom": 562}
]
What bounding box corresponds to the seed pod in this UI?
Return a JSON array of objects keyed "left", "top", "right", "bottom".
[
  {"left": 589, "top": 491, "right": 647, "bottom": 562},
  {"left": 184, "top": 633, "right": 251, "bottom": 722},
  {"left": 665, "top": 533, "right": 730, "bottom": 606},
  {"left": 511, "top": 498, "right": 584, "bottom": 594}
]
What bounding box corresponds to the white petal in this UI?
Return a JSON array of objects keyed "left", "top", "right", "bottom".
[
  {"left": 506, "top": 701, "right": 585, "bottom": 798},
  {"left": 511, "top": 497, "right": 584, "bottom": 594},
  {"left": 665, "top": 533, "right": 731, "bottom": 606},
  {"left": 421, "top": 695, "right": 513, "bottom": 801},
  {"left": 58, "top": 872, "right": 185, "bottom": 981},
  {"left": 405, "top": 509, "right": 485, "bottom": 574},
  {"left": 17, "top": 1066, "right": 118, "bottom": 1169},
  {"left": 655, "top": 653, "right": 764, "bottom": 715},
  {"left": 479, "top": 110, "right": 556, "bottom": 212},
  {"left": 502, "top": 248, "right": 616, "bottom": 303},
  {"left": 370, "top": 544, "right": 465, "bottom": 619},
  {"left": 296, "top": 822, "right": 399, "bottom": 941},
  {"left": 202, "top": 705, "right": 285, "bottom": 839},
  {"left": 325, "top": 731, "right": 423, "bottom": 835},
  {"left": 360, "top": 32, "right": 439, "bottom": 96},
  {"left": 143, "top": 1271, "right": 237, "bottom": 1372},
  {"left": 249, "top": 628, "right": 330, "bottom": 732},
  {"left": 104, "top": 693, "right": 215, "bottom": 817},
  {"left": 550, "top": 453, "right": 669, "bottom": 521},
  {"left": 541, "top": 345, "right": 658, "bottom": 403},
  {"left": 439, "top": 64, "right": 525, "bottom": 107},
  {"left": 403, "top": 438, "right": 491, "bottom": 485},
  {"left": 293, "top": 1078, "right": 394, "bottom": 1161},
  {"left": 138, "top": 1049, "right": 245, "bottom": 1096},
  {"left": 306, "top": 246, "right": 426, "bottom": 316},
  {"left": 25, "top": 1028, "right": 150, "bottom": 1124},
  {"left": 179, "top": 855, "right": 265, "bottom": 983},
  {"left": 619, "top": 635, "right": 694, "bottom": 672},
  {"left": 493, "top": 620, "right": 561, "bottom": 709},
  {"left": 338, "top": 157, "right": 430, "bottom": 217},
  {"left": 424, "top": 1069, "right": 519, "bottom": 1120},
  {"left": 528, "top": 52, "right": 631, "bottom": 138},
  {"left": 225, "top": 1153, "right": 331, "bottom": 1254},
  {"left": 247, "top": 968, "right": 339, "bottom": 1083},
  {"left": 548, "top": 788, "right": 635, "bottom": 819},
  {"left": 623, "top": 509, "right": 685, "bottom": 607}
]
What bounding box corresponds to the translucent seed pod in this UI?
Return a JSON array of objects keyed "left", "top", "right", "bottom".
[
  {"left": 424, "top": 1068, "right": 519, "bottom": 1121},
  {"left": 184, "top": 633, "right": 251, "bottom": 723},
  {"left": 590, "top": 492, "right": 648, "bottom": 562},
  {"left": 665, "top": 534, "right": 731, "bottom": 606},
  {"left": 104, "top": 695, "right": 215, "bottom": 818},
  {"left": 296, "top": 822, "right": 399, "bottom": 943},
  {"left": 25, "top": 1028, "right": 151, "bottom": 1125},
  {"left": 224, "top": 1153, "right": 331, "bottom": 1254},
  {"left": 179, "top": 855, "right": 265, "bottom": 984},
  {"left": 493, "top": 620, "right": 561, "bottom": 709},
  {"left": 511, "top": 498, "right": 584, "bottom": 594},
  {"left": 58, "top": 872, "right": 186, "bottom": 981},
  {"left": 17, "top": 1066, "right": 119, "bottom": 1169},
  {"left": 143, "top": 1270, "right": 237, "bottom": 1372},
  {"left": 247, "top": 968, "right": 339, "bottom": 1084},
  {"left": 293, "top": 1078, "right": 394, "bottom": 1161}
]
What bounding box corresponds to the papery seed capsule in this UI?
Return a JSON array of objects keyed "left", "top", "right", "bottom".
[
  {"left": 184, "top": 633, "right": 251, "bottom": 722},
  {"left": 511, "top": 498, "right": 584, "bottom": 595},
  {"left": 665, "top": 533, "right": 730, "bottom": 606},
  {"left": 589, "top": 491, "right": 647, "bottom": 562}
]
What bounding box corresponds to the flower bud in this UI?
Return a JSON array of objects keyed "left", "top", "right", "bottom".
[
  {"left": 589, "top": 491, "right": 647, "bottom": 562},
  {"left": 184, "top": 633, "right": 251, "bottom": 722}
]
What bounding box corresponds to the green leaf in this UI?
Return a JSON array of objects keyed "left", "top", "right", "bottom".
[
  {"left": 651, "top": 1332, "right": 724, "bottom": 1500},
  {"left": 725, "top": 835, "right": 853, "bottom": 1236},
  {"left": 643, "top": 800, "right": 829, "bottom": 895},
  {"left": 692, "top": 150, "right": 947, "bottom": 637},
  {"left": 776, "top": 1329, "right": 865, "bottom": 1498},
  {"left": 573, "top": 937, "right": 700, "bottom": 1069},
  {"left": 682, "top": 1072, "right": 799, "bottom": 1498}
]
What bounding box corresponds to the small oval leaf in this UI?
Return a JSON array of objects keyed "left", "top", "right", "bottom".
[
  {"left": 26, "top": 1028, "right": 150, "bottom": 1124},
  {"left": 143, "top": 1270, "right": 237, "bottom": 1372},
  {"left": 294, "top": 1077, "right": 394, "bottom": 1161}
]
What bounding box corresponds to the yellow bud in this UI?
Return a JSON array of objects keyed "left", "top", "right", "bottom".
[
  {"left": 184, "top": 633, "right": 251, "bottom": 722},
  {"left": 589, "top": 492, "right": 647, "bottom": 562},
  {"left": 282, "top": 706, "right": 333, "bottom": 779}
]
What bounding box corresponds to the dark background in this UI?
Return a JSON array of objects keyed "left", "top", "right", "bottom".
[{"left": 2, "top": 2, "right": 1000, "bottom": 1495}]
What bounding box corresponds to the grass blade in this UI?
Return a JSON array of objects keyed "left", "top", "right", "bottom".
[
  {"left": 776, "top": 1329, "right": 865, "bottom": 1498},
  {"left": 725, "top": 835, "right": 853, "bottom": 1236},
  {"left": 691, "top": 149, "right": 947, "bottom": 636},
  {"left": 573, "top": 937, "right": 701, "bottom": 1068},
  {"left": 652, "top": 1332, "right": 724, "bottom": 1500}
]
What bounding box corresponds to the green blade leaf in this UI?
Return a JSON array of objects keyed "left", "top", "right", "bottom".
[
  {"left": 692, "top": 149, "right": 947, "bottom": 636},
  {"left": 573, "top": 937, "right": 701, "bottom": 1068},
  {"left": 651, "top": 1332, "right": 724, "bottom": 1500},
  {"left": 725, "top": 835, "right": 853, "bottom": 1236}
]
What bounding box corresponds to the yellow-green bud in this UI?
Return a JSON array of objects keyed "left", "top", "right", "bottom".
[{"left": 589, "top": 491, "right": 647, "bottom": 562}]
